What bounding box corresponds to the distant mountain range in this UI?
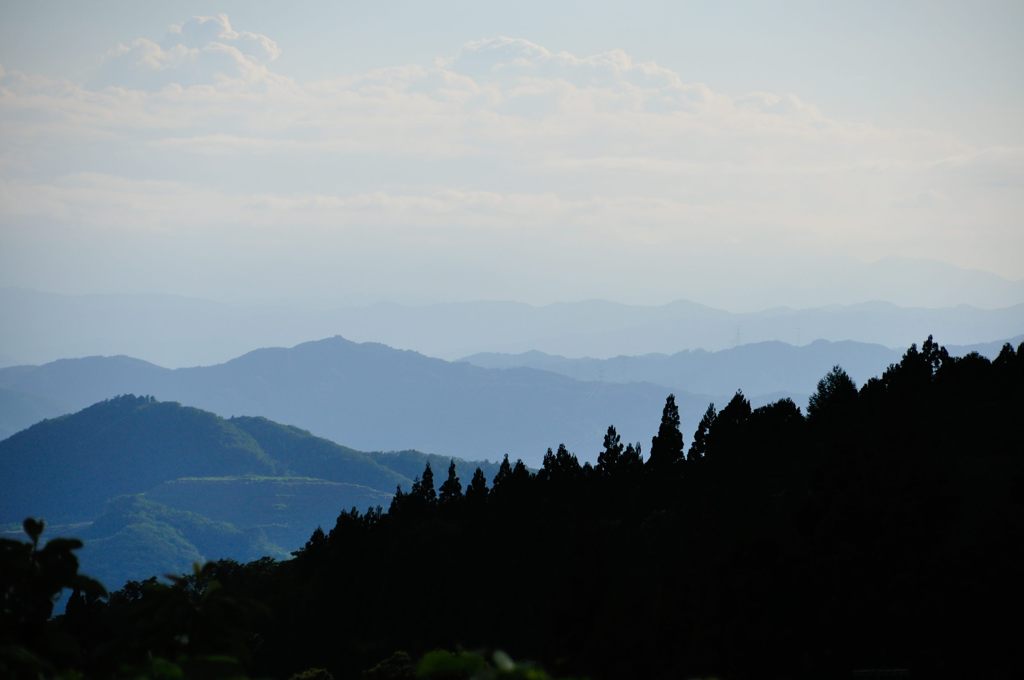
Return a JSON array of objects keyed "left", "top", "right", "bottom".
[
  {"left": 0, "top": 337, "right": 689, "bottom": 462},
  {"left": 0, "top": 395, "right": 498, "bottom": 591},
  {"left": 461, "top": 336, "right": 1024, "bottom": 400},
  {"left": 3, "top": 334, "right": 1021, "bottom": 463},
  {"left": 2, "top": 286, "right": 1023, "bottom": 367}
]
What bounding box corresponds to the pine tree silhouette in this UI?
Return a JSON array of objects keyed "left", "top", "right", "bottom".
[
  {"left": 597, "top": 425, "right": 624, "bottom": 475},
  {"left": 648, "top": 394, "right": 684, "bottom": 469},
  {"left": 438, "top": 460, "right": 462, "bottom": 505},
  {"left": 807, "top": 366, "right": 857, "bottom": 424},
  {"left": 466, "top": 467, "right": 489, "bottom": 502},
  {"left": 410, "top": 462, "right": 437, "bottom": 504},
  {"left": 688, "top": 402, "right": 716, "bottom": 462},
  {"left": 492, "top": 454, "right": 512, "bottom": 491}
]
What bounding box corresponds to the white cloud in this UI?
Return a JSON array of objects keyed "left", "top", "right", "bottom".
[
  {"left": 92, "top": 14, "right": 281, "bottom": 90},
  {"left": 171, "top": 14, "right": 281, "bottom": 61},
  {"left": 1, "top": 16, "right": 1022, "bottom": 302}
]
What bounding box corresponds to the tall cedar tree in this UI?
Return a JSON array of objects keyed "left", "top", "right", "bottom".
[
  {"left": 510, "top": 459, "right": 531, "bottom": 487},
  {"left": 688, "top": 402, "right": 716, "bottom": 462},
  {"left": 466, "top": 467, "right": 489, "bottom": 502},
  {"left": 621, "top": 442, "right": 643, "bottom": 472},
  {"left": 438, "top": 460, "right": 462, "bottom": 504},
  {"left": 707, "top": 390, "right": 751, "bottom": 457},
  {"left": 539, "top": 444, "right": 581, "bottom": 483},
  {"left": 648, "top": 394, "right": 684, "bottom": 469},
  {"left": 597, "top": 425, "right": 624, "bottom": 475},
  {"left": 410, "top": 462, "right": 436, "bottom": 504},
  {"left": 492, "top": 454, "right": 512, "bottom": 491}
]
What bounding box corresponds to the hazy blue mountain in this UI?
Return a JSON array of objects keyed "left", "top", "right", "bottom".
[
  {"left": 0, "top": 395, "right": 500, "bottom": 592},
  {"left": 0, "top": 396, "right": 276, "bottom": 523},
  {"left": 0, "top": 338, "right": 703, "bottom": 463},
  {"left": 460, "top": 336, "right": 1024, "bottom": 399},
  {"left": 3, "top": 285, "right": 1023, "bottom": 366},
  {"left": 5, "top": 335, "right": 1022, "bottom": 464},
  {"left": 0, "top": 394, "right": 505, "bottom": 525},
  {"left": 947, "top": 335, "right": 1024, "bottom": 358}
]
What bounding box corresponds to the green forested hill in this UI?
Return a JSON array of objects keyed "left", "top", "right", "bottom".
[
  {"left": 77, "top": 495, "right": 283, "bottom": 590},
  {"left": 0, "top": 395, "right": 497, "bottom": 593},
  {"left": 0, "top": 396, "right": 276, "bottom": 523},
  {"left": 228, "top": 415, "right": 408, "bottom": 490}
]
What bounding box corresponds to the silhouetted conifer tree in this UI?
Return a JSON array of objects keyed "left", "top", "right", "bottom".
[
  {"left": 540, "top": 444, "right": 581, "bottom": 483},
  {"left": 492, "top": 454, "right": 512, "bottom": 491},
  {"left": 648, "top": 394, "right": 684, "bottom": 469},
  {"left": 994, "top": 342, "right": 1016, "bottom": 369},
  {"left": 807, "top": 366, "right": 857, "bottom": 424},
  {"left": 621, "top": 442, "right": 643, "bottom": 471},
  {"left": 921, "top": 334, "right": 948, "bottom": 375},
  {"left": 510, "top": 459, "right": 531, "bottom": 487},
  {"left": 597, "top": 425, "right": 624, "bottom": 475},
  {"left": 707, "top": 390, "right": 751, "bottom": 457},
  {"left": 688, "top": 402, "right": 716, "bottom": 462},
  {"left": 541, "top": 447, "right": 555, "bottom": 472},
  {"left": 302, "top": 526, "right": 326, "bottom": 554},
  {"left": 410, "top": 462, "right": 437, "bottom": 504},
  {"left": 388, "top": 485, "right": 406, "bottom": 514},
  {"left": 438, "top": 460, "right": 462, "bottom": 505},
  {"left": 889, "top": 336, "right": 948, "bottom": 390},
  {"left": 466, "top": 467, "right": 489, "bottom": 502}
]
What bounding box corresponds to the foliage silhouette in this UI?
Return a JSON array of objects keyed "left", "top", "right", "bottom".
[
  {"left": 806, "top": 364, "right": 857, "bottom": 424},
  {"left": 439, "top": 460, "right": 463, "bottom": 506},
  {"left": 466, "top": 468, "right": 489, "bottom": 503},
  {"left": 687, "top": 402, "right": 716, "bottom": 462},
  {"left": 0, "top": 519, "right": 106, "bottom": 677},
  {"left": 647, "top": 394, "right": 684, "bottom": 469}
]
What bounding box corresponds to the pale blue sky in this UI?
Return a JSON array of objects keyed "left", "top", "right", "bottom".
[{"left": 0, "top": 1, "right": 1021, "bottom": 307}]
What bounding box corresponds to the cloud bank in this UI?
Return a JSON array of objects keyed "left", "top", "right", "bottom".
[{"left": 0, "top": 17, "right": 1021, "bottom": 307}]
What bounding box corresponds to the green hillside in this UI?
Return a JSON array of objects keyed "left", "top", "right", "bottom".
[
  {"left": 0, "top": 396, "right": 274, "bottom": 522},
  {"left": 78, "top": 495, "right": 282, "bottom": 589},
  {"left": 146, "top": 476, "right": 391, "bottom": 548},
  {"left": 0, "top": 394, "right": 497, "bottom": 592},
  {"left": 229, "top": 416, "right": 408, "bottom": 490}
]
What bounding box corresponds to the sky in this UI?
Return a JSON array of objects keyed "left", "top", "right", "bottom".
[{"left": 0, "top": 1, "right": 1022, "bottom": 308}]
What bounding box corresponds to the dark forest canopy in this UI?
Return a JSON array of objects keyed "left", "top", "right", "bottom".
[{"left": 2, "top": 337, "right": 1023, "bottom": 679}]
